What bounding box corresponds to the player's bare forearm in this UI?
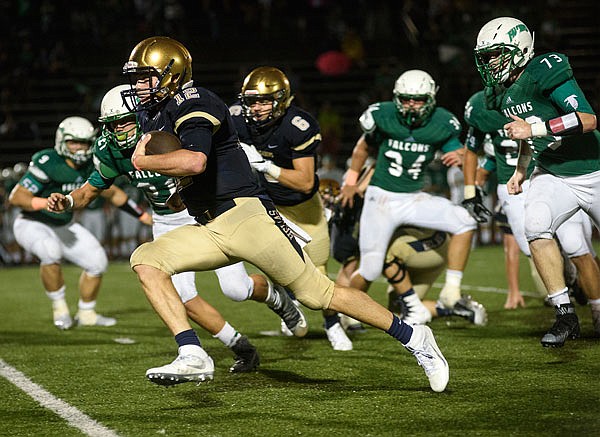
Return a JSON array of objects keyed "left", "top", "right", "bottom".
[
  {"left": 8, "top": 185, "right": 44, "bottom": 211},
  {"left": 100, "top": 184, "right": 129, "bottom": 208},
  {"left": 462, "top": 148, "right": 478, "bottom": 186}
]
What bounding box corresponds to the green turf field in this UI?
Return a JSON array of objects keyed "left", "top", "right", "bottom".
[{"left": 1, "top": 245, "right": 599, "bottom": 436}]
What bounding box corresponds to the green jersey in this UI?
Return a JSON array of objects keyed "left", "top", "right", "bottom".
[
  {"left": 360, "top": 101, "right": 462, "bottom": 192},
  {"left": 464, "top": 90, "right": 534, "bottom": 183},
  {"left": 499, "top": 52, "right": 600, "bottom": 176},
  {"left": 88, "top": 134, "right": 178, "bottom": 215},
  {"left": 18, "top": 149, "right": 94, "bottom": 226}
]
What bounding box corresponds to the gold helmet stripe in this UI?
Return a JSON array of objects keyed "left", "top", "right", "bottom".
[
  {"left": 292, "top": 133, "right": 322, "bottom": 151},
  {"left": 175, "top": 111, "right": 221, "bottom": 134}
]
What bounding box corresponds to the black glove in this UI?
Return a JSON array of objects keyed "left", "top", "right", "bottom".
[{"left": 462, "top": 187, "right": 492, "bottom": 223}]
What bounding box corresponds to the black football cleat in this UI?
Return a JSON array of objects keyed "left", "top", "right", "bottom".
[
  {"left": 229, "top": 336, "right": 260, "bottom": 373},
  {"left": 541, "top": 304, "right": 580, "bottom": 348}
]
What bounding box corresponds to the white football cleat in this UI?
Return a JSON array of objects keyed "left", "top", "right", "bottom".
[
  {"left": 75, "top": 310, "right": 117, "bottom": 327},
  {"left": 146, "top": 348, "right": 215, "bottom": 386},
  {"left": 325, "top": 322, "right": 353, "bottom": 351},
  {"left": 405, "top": 325, "right": 449, "bottom": 392},
  {"left": 438, "top": 284, "right": 461, "bottom": 309},
  {"left": 52, "top": 301, "right": 73, "bottom": 330},
  {"left": 399, "top": 293, "right": 432, "bottom": 325}
]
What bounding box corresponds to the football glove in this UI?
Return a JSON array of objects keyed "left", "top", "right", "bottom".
[
  {"left": 240, "top": 142, "right": 265, "bottom": 165},
  {"left": 239, "top": 142, "right": 280, "bottom": 181},
  {"left": 461, "top": 186, "right": 492, "bottom": 223}
]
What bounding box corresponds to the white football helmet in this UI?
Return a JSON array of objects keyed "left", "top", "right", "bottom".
[
  {"left": 393, "top": 70, "right": 438, "bottom": 126},
  {"left": 98, "top": 84, "right": 140, "bottom": 149},
  {"left": 474, "top": 17, "right": 535, "bottom": 86},
  {"left": 54, "top": 116, "right": 96, "bottom": 165}
]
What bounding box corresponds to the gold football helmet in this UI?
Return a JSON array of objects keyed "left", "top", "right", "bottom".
[
  {"left": 240, "top": 66, "right": 293, "bottom": 128},
  {"left": 122, "top": 36, "right": 192, "bottom": 111}
]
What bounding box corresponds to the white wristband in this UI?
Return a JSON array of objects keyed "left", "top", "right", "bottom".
[
  {"left": 65, "top": 194, "right": 74, "bottom": 211},
  {"left": 266, "top": 162, "right": 281, "bottom": 180},
  {"left": 530, "top": 122, "right": 548, "bottom": 137}
]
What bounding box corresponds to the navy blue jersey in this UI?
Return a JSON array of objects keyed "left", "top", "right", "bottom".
[
  {"left": 139, "top": 82, "right": 265, "bottom": 216},
  {"left": 230, "top": 102, "right": 321, "bottom": 206}
]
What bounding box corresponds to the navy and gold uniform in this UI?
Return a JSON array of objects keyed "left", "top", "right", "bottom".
[
  {"left": 230, "top": 102, "right": 330, "bottom": 272},
  {"left": 131, "top": 82, "right": 335, "bottom": 309},
  {"left": 231, "top": 103, "right": 321, "bottom": 205},
  {"left": 139, "top": 82, "right": 264, "bottom": 218}
]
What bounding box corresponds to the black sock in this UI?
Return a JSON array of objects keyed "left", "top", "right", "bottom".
[
  {"left": 385, "top": 314, "right": 413, "bottom": 345},
  {"left": 175, "top": 329, "right": 202, "bottom": 348},
  {"left": 324, "top": 314, "right": 340, "bottom": 329},
  {"left": 436, "top": 306, "right": 454, "bottom": 317}
]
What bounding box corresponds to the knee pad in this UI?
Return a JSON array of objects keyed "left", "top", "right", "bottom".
[
  {"left": 31, "top": 237, "right": 62, "bottom": 265},
  {"left": 217, "top": 270, "right": 253, "bottom": 302},
  {"left": 357, "top": 253, "right": 384, "bottom": 282},
  {"left": 525, "top": 202, "right": 554, "bottom": 241},
  {"left": 82, "top": 246, "right": 108, "bottom": 276},
  {"left": 171, "top": 272, "right": 198, "bottom": 303}
]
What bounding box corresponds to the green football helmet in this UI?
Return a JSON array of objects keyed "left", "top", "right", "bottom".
[
  {"left": 98, "top": 84, "right": 141, "bottom": 149},
  {"left": 393, "top": 70, "right": 438, "bottom": 127},
  {"left": 474, "top": 17, "right": 535, "bottom": 86}
]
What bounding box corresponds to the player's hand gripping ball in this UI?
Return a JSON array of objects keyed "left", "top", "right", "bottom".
[{"left": 144, "top": 131, "right": 182, "bottom": 155}]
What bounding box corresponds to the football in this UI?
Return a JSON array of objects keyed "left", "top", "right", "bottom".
[{"left": 144, "top": 130, "right": 182, "bottom": 155}]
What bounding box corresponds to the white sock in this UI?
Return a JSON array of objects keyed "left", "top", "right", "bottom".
[
  {"left": 444, "top": 270, "right": 463, "bottom": 288},
  {"left": 548, "top": 288, "right": 570, "bottom": 306},
  {"left": 213, "top": 322, "right": 239, "bottom": 348},
  {"left": 46, "top": 286, "right": 66, "bottom": 301},
  {"left": 78, "top": 299, "right": 96, "bottom": 311},
  {"left": 588, "top": 298, "right": 600, "bottom": 311}
]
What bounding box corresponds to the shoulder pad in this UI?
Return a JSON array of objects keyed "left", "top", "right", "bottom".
[
  {"left": 29, "top": 149, "right": 61, "bottom": 182},
  {"left": 431, "top": 107, "right": 461, "bottom": 134},
  {"left": 528, "top": 52, "right": 573, "bottom": 91},
  {"left": 464, "top": 91, "right": 485, "bottom": 124}
]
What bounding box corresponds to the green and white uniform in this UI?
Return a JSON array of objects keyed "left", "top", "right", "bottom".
[
  {"left": 12, "top": 149, "right": 107, "bottom": 274},
  {"left": 465, "top": 90, "right": 594, "bottom": 257},
  {"left": 497, "top": 52, "right": 600, "bottom": 240},
  {"left": 356, "top": 102, "right": 477, "bottom": 282}
]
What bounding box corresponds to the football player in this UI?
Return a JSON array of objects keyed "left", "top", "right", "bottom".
[
  {"left": 463, "top": 89, "right": 596, "bottom": 311},
  {"left": 230, "top": 66, "right": 352, "bottom": 351},
  {"left": 332, "top": 164, "right": 487, "bottom": 326},
  {"left": 48, "top": 84, "right": 310, "bottom": 373},
  {"left": 61, "top": 36, "right": 449, "bottom": 391},
  {"left": 9, "top": 116, "right": 149, "bottom": 329},
  {"left": 339, "top": 69, "right": 483, "bottom": 313},
  {"left": 474, "top": 17, "right": 600, "bottom": 346}
]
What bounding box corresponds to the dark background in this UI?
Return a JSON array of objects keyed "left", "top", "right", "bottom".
[{"left": 1, "top": 0, "right": 598, "bottom": 167}]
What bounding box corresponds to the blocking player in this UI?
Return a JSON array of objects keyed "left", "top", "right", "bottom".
[
  {"left": 332, "top": 165, "right": 487, "bottom": 326},
  {"left": 9, "top": 116, "right": 149, "bottom": 329},
  {"left": 474, "top": 16, "right": 600, "bottom": 346},
  {"left": 230, "top": 66, "right": 353, "bottom": 351},
  {"left": 463, "top": 89, "right": 597, "bottom": 312},
  {"left": 72, "top": 36, "right": 449, "bottom": 392},
  {"left": 339, "top": 69, "right": 482, "bottom": 313}
]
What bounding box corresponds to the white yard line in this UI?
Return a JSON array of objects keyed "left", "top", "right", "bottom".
[{"left": 0, "top": 359, "right": 119, "bottom": 437}]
